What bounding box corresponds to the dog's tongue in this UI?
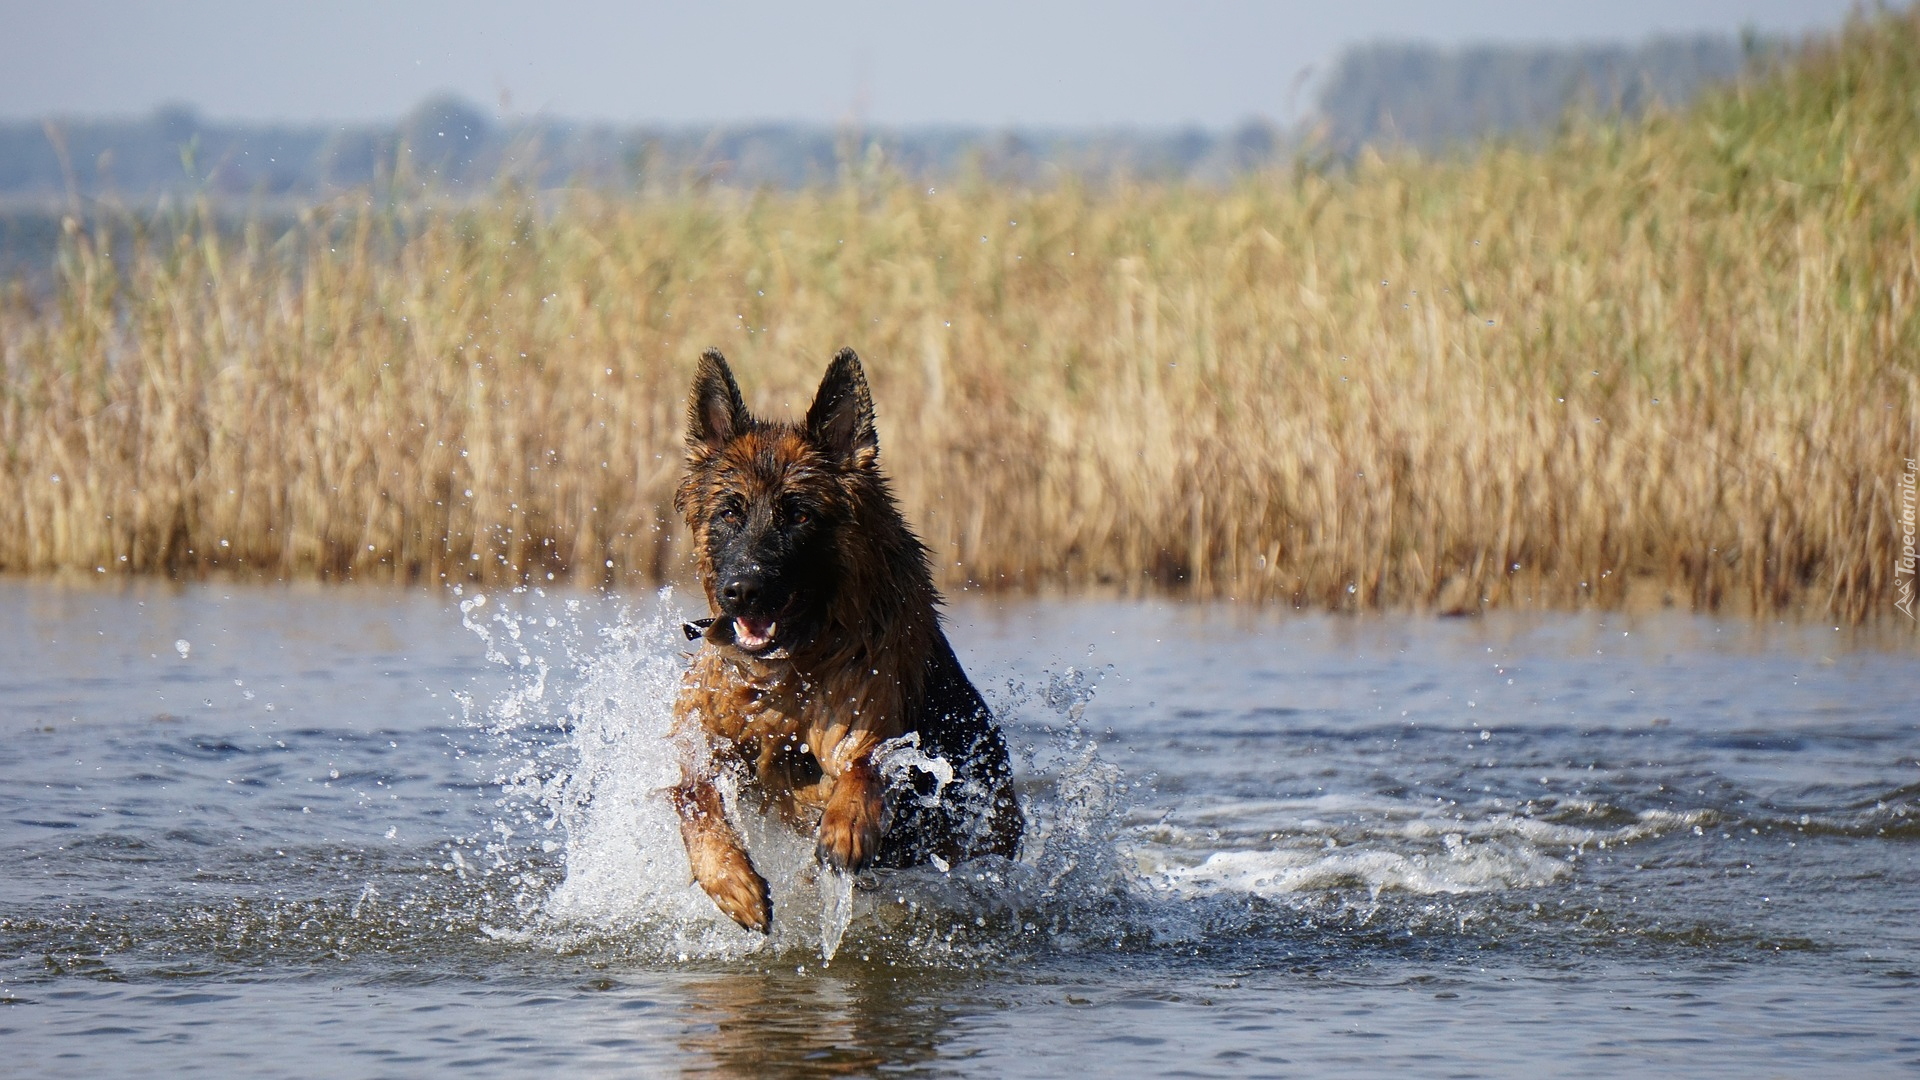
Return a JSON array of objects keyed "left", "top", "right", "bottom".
[{"left": 733, "top": 616, "right": 776, "bottom": 649}]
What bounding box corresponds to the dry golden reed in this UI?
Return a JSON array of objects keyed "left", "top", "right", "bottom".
[{"left": 3, "top": 9, "right": 1918, "bottom": 621}]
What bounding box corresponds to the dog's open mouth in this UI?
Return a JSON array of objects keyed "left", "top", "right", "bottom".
[{"left": 731, "top": 615, "right": 779, "bottom": 653}]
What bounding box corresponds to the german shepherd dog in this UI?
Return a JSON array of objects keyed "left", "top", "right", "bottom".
[{"left": 669, "top": 348, "right": 1024, "bottom": 933}]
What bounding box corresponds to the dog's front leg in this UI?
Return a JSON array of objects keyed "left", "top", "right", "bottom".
[
  {"left": 670, "top": 774, "right": 770, "bottom": 933},
  {"left": 816, "top": 743, "right": 884, "bottom": 871},
  {"left": 672, "top": 655, "right": 774, "bottom": 932}
]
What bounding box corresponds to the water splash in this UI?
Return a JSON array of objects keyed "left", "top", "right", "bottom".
[
  {"left": 458, "top": 589, "right": 1711, "bottom": 965},
  {"left": 817, "top": 867, "right": 855, "bottom": 962}
]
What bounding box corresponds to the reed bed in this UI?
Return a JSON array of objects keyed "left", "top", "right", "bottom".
[{"left": 3, "top": 10, "right": 1917, "bottom": 621}]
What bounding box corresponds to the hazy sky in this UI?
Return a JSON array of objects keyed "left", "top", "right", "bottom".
[{"left": 0, "top": 1, "right": 1867, "bottom": 128}]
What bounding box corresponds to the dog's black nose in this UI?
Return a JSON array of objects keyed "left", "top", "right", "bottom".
[{"left": 720, "top": 575, "right": 763, "bottom": 610}]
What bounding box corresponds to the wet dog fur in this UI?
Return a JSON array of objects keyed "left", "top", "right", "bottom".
[{"left": 669, "top": 348, "right": 1023, "bottom": 932}]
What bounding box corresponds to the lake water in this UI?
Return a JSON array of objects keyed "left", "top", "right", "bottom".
[{"left": 1, "top": 580, "right": 1915, "bottom": 1077}]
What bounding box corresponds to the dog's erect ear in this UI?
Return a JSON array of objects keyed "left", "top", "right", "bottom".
[
  {"left": 806, "top": 348, "right": 878, "bottom": 469},
  {"left": 687, "top": 348, "right": 752, "bottom": 453}
]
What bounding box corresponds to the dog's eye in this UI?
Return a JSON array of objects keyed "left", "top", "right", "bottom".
[
  {"left": 715, "top": 505, "right": 743, "bottom": 526},
  {"left": 787, "top": 507, "right": 811, "bottom": 526}
]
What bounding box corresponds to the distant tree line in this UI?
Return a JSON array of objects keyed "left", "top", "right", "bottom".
[
  {"left": 1314, "top": 33, "right": 1775, "bottom": 156},
  {"left": 0, "top": 95, "right": 1284, "bottom": 203},
  {"left": 0, "top": 33, "right": 1775, "bottom": 205}
]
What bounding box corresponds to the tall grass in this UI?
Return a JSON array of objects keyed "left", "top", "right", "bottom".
[{"left": 3, "top": 9, "right": 1917, "bottom": 621}]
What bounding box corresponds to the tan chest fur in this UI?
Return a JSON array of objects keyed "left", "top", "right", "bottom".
[
  {"left": 678, "top": 649, "right": 805, "bottom": 743},
  {"left": 676, "top": 645, "right": 911, "bottom": 798}
]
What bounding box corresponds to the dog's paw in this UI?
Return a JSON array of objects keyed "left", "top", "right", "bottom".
[
  {"left": 707, "top": 865, "right": 772, "bottom": 934},
  {"left": 817, "top": 781, "right": 883, "bottom": 872},
  {"left": 688, "top": 834, "right": 771, "bottom": 933}
]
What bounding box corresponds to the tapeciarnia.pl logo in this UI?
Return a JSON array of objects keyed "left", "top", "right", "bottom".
[{"left": 1898, "top": 457, "right": 1917, "bottom": 620}]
